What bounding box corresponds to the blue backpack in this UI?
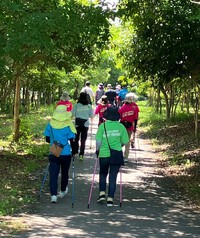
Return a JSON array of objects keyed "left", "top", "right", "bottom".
[{"left": 119, "top": 89, "right": 128, "bottom": 101}]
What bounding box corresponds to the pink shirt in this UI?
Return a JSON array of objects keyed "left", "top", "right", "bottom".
[
  {"left": 95, "top": 104, "right": 110, "bottom": 118},
  {"left": 56, "top": 100, "right": 73, "bottom": 112},
  {"left": 118, "top": 103, "right": 137, "bottom": 131}
]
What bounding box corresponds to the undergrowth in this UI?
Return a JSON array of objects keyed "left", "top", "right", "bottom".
[{"left": 138, "top": 101, "right": 200, "bottom": 206}]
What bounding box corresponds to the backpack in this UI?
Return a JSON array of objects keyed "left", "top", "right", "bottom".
[
  {"left": 119, "top": 89, "right": 128, "bottom": 101},
  {"left": 96, "top": 89, "right": 105, "bottom": 102}
]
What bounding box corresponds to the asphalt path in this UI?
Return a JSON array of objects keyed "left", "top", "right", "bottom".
[{"left": 11, "top": 118, "right": 200, "bottom": 238}]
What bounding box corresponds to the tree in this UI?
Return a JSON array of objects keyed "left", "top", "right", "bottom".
[
  {"left": 119, "top": 0, "right": 200, "bottom": 119},
  {"left": 0, "top": 0, "right": 112, "bottom": 141}
]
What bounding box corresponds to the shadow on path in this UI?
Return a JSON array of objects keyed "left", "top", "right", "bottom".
[{"left": 12, "top": 119, "right": 200, "bottom": 238}]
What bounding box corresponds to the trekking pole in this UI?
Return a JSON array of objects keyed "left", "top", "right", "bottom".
[
  {"left": 119, "top": 167, "right": 123, "bottom": 207},
  {"left": 90, "top": 119, "right": 93, "bottom": 149},
  {"left": 39, "top": 162, "right": 49, "bottom": 197},
  {"left": 72, "top": 156, "right": 75, "bottom": 208},
  {"left": 87, "top": 156, "right": 98, "bottom": 209},
  {"left": 136, "top": 130, "right": 140, "bottom": 151},
  {"left": 134, "top": 130, "right": 140, "bottom": 163},
  {"left": 134, "top": 141, "right": 137, "bottom": 163}
]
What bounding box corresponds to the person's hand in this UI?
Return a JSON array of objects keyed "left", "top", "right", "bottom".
[{"left": 95, "top": 150, "right": 99, "bottom": 157}]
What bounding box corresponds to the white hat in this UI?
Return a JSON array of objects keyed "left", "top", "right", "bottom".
[{"left": 124, "top": 93, "right": 138, "bottom": 103}]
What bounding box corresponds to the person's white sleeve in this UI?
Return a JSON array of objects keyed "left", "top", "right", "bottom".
[
  {"left": 96, "top": 141, "right": 102, "bottom": 151},
  {"left": 81, "top": 87, "right": 85, "bottom": 93}
]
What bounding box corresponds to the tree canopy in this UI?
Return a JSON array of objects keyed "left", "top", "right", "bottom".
[{"left": 0, "top": 0, "right": 114, "bottom": 141}]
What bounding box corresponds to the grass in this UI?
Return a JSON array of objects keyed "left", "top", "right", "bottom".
[{"left": 0, "top": 106, "right": 53, "bottom": 217}]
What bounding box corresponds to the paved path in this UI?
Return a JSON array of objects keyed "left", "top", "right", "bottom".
[{"left": 12, "top": 119, "right": 200, "bottom": 238}]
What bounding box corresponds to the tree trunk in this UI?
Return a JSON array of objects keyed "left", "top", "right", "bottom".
[
  {"left": 194, "top": 99, "right": 198, "bottom": 138},
  {"left": 36, "top": 92, "right": 41, "bottom": 110},
  {"left": 186, "top": 92, "right": 190, "bottom": 114},
  {"left": 173, "top": 94, "right": 181, "bottom": 117},
  {"left": 169, "top": 84, "right": 174, "bottom": 117},
  {"left": 156, "top": 86, "right": 160, "bottom": 113},
  {"left": 194, "top": 86, "right": 200, "bottom": 139},
  {"left": 160, "top": 85, "right": 170, "bottom": 119},
  {"left": 13, "top": 75, "right": 21, "bottom": 142}
]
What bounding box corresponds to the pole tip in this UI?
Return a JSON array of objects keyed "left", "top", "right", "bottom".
[{"left": 87, "top": 204, "right": 90, "bottom": 209}]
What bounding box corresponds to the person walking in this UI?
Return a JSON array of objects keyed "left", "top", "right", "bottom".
[
  {"left": 118, "top": 84, "right": 128, "bottom": 106},
  {"left": 115, "top": 84, "right": 121, "bottom": 94},
  {"left": 115, "top": 84, "right": 121, "bottom": 107},
  {"left": 56, "top": 91, "right": 75, "bottom": 154},
  {"left": 95, "top": 83, "right": 105, "bottom": 105},
  {"left": 130, "top": 93, "right": 140, "bottom": 148},
  {"left": 95, "top": 106, "right": 129, "bottom": 206},
  {"left": 105, "top": 84, "right": 117, "bottom": 105},
  {"left": 72, "top": 92, "right": 94, "bottom": 160},
  {"left": 118, "top": 93, "right": 138, "bottom": 163},
  {"left": 56, "top": 91, "right": 73, "bottom": 111},
  {"left": 44, "top": 105, "right": 76, "bottom": 203},
  {"left": 94, "top": 95, "right": 111, "bottom": 126},
  {"left": 81, "top": 81, "right": 95, "bottom": 105}
]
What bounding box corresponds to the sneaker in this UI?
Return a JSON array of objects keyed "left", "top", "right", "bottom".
[
  {"left": 57, "top": 187, "right": 68, "bottom": 198},
  {"left": 51, "top": 195, "right": 57, "bottom": 203},
  {"left": 107, "top": 197, "right": 114, "bottom": 207},
  {"left": 74, "top": 154, "right": 79, "bottom": 160},
  {"left": 79, "top": 155, "right": 84, "bottom": 161},
  {"left": 124, "top": 158, "right": 128, "bottom": 164},
  {"left": 97, "top": 192, "right": 106, "bottom": 202}
]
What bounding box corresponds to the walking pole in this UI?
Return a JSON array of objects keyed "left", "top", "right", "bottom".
[
  {"left": 72, "top": 156, "right": 75, "bottom": 208},
  {"left": 87, "top": 156, "right": 98, "bottom": 209},
  {"left": 119, "top": 167, "right": 123, "bottom": 207},
  {"left": 134, "top": 130, "right": 140, "bottom": 163},
  {"left": 90, "top": 119, "right": 93, "bottom": 149},
  {"left": 39, "top": 162, "right": 49, "bottom": 197},
  {"left": 136, "top": 130, "right": 140, "bottom": 151},
  {"left": 134, "top": 140, "right": 137, "bottom": 163}
]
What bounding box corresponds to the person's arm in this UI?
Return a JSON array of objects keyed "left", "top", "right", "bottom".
[
  {"left": 68, "top": 102, "right": 73, "bottom": 111},
  {"left": 81, "top": 87, "right": 85, "bottom": 93},
  {"left": 114, "top": 91, "right": 117, "bottom": 103},
  {"left": 120, "top": 125, "right": 129, "bottom": 145},
  {"left": 44, "top": 124, "right": 51, "bottom": 143},
  {"left": 71, "top": 104, "right": 77, "bottom": 117},
  {"left": 95, "top": 124, "right": 103, "bottom": 156},
  {"left": 95, "top": 91, "right": 98, "bottom": 103},
  {"left": 118, "top": 106, "right": 123, "bottom": 118},
  {"left": 89, "top": 105, "right": 94, "bottom": 118},
  {"left": 69, "top": 138, "right": 75, "bottom": 155},
  {"left": 94, "top": 105, "right": 100, "bottom": 115},
  {"left": 96, "top": 140, "right": 102, "bottom": 151},
  {"left": 45, "top": 136, "right": 50, "bottom": 143}
]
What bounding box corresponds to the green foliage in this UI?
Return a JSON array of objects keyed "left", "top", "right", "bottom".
[
  {"left": 119, "top": 0, "right": 200, "bottom": 83},
  {"left": 19, "top": 119, "right": 33, "bottom": 141},
  {"left": 0, "top": 0, "right": 112, "bottom": 111},
  {"left": 0, "top": 106, "right": 53, "bottom": 216}
]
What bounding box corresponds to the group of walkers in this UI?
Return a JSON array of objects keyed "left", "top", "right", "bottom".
[{"left": 44, "top": 81, "right": 140, "bottom": 206}]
